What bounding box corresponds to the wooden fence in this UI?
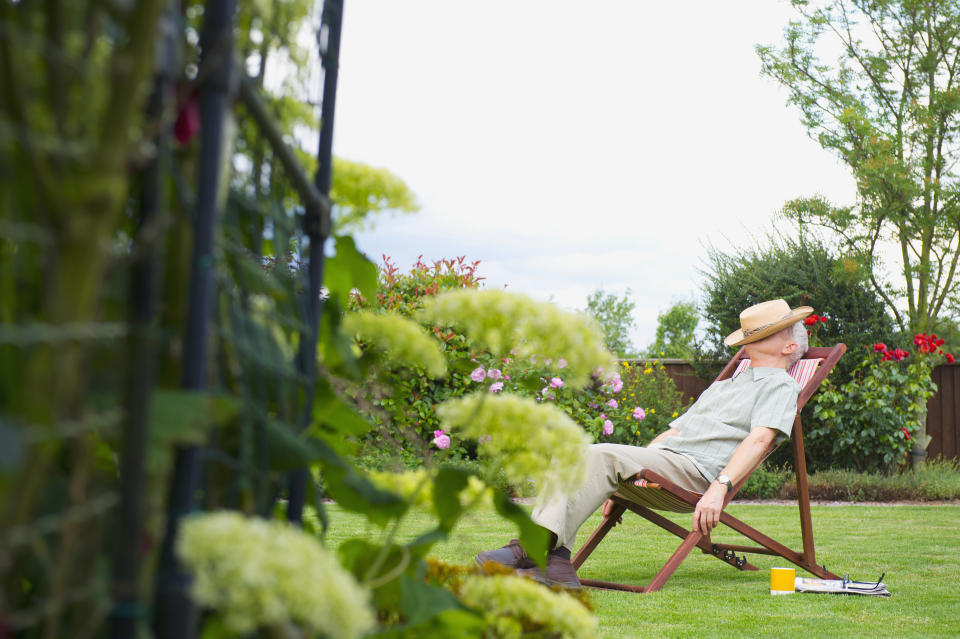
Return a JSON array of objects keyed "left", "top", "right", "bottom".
[
  {"left": 636, "top": 360, "right": 960, "bottom": 462},
  {"left": 928, "top": 363, "right": 960, "bottom": 461}
]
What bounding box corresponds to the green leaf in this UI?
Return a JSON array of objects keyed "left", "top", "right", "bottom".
[
  {"left": 398, "top": 574, "right": 472, "bottom": 626},
  {"left": 432, "top": 466, "right": 473, "bottom": 531},
  {"left": 324, "top": 235, "right": 378, "bottom": 307},
  {"left": 492, "top": 489, "right": 550, "bottom": 568},
  {"left": 147, "top": 390, "right": 240, "bottom": 471}
]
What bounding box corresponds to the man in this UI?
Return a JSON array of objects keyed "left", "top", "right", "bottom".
[{"left": 475, "top": 299, "right": 812, "bottom": 589}]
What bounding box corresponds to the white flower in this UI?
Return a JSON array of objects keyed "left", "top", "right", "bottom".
[
  {"left": 418, "top": 290, "right": 612, "bottom": 387},
  {"left": 459, "top": 575, "right": 597, "bottom": 639},
  {"left": 178, "top": 512, "right": 375, "bottom": 638},
  {"left": 342, "top": 311, "right": 446, "bottom": 377},
  {"left": 436, "top": 393, "right": 590, "bottom": 498}
]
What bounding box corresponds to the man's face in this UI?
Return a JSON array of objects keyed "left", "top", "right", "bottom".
[{"left": 743, "top": 329, "right": 796, "bottom": 361}]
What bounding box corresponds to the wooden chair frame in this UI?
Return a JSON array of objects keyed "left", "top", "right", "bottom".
[{"left": 572, "top": 344, "right": 846, "bottom": 593}]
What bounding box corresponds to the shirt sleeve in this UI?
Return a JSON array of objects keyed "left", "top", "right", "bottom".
[{"left": 750, "top": 374, "right": 800, "bottom": 437}]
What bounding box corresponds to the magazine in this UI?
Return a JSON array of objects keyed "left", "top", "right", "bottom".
[{"left": 794, "top": 573, "right": 892, "bottom": 597}]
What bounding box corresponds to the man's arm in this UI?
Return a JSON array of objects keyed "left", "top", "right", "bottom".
[
  {"left": 691, "top": 426, "right": 778, "bottom": 535},
  {"left": 649, "top": 427, "right": 679, "bottom": 445}
]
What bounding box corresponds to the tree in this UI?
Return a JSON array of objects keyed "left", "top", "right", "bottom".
[
  {"left": 699, "top": 233, "right": 896, "bottom": 369},
  {"left": 647, "top": 301, "right": 699, "bottom": 360},
  {"left": 757, "top": 0, "right": 960, "bottom": 335},
  {"left": 585, "top": 288, "right": 637, "bottom": 357}
]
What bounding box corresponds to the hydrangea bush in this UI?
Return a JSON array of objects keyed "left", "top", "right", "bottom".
[{"left": 177, "top": 512, "right": 376, "bottom": 639}]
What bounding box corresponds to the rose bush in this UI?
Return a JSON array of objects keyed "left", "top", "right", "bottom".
[{"left": 809, "top": 332, "right": 953, "bottom": 472}]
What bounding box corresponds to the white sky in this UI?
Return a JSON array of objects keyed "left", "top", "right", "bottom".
[{"left": 328, "top": 0, "right": 859, "bottom": 349}]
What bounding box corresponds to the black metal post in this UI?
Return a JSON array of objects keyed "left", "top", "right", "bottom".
[
  {"left": 110, "top": 6, "right": 178, "bottom": 639},
  {"left": 286, "top": 0, "right": 343, "bottom": 525},
  {"left": 153, "top": 1, "right": 235, "bottom": 637}
]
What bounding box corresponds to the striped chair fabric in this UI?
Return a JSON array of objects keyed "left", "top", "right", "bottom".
[{"left": 615, "top": 357, "right": 824, "bottom": 513}]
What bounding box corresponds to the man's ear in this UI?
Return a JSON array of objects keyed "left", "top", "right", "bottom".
[{"left": 782, "top": 341, "right": 798, "bottom": 355}]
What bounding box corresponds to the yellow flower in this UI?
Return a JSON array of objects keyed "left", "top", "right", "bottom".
[
  {"left": 671, "top": 411, "right": 679, "bottom": 418},
  {"left": 660, "top": 351, "right": 665, "bottom": 356},
  {"left": 650, "top": 408, "right": 655, "bottom": 414},
  {"left": 635, "top": 430, "right": 641, "bottom": 435},
  {"left": 643, "top": 368, "right": 652, "bottom": 375}
]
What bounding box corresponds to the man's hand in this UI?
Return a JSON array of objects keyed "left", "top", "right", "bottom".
[
  {"left": 692, "top": 482, "right": 726, "bottom": 536},
  {"left": 601, "top": 498, "right": 623, "bottom": 525}
]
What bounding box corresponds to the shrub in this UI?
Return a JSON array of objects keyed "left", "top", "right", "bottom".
[
  {"left": 778, "top": 459, "right": 960, "bottom": 502},
  {"left": 459, "top": 357, "right": 688, "bottom": 448},
  {"left": 809, "top": 334, "right": 952, "bottom": 472},
  {"left": 700, "top": 233, "right": 896, "bottom": 373}
]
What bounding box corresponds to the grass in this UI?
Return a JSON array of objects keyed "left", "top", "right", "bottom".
[{"left": 324, "top": 502, "right": 960, "bottom": 638}]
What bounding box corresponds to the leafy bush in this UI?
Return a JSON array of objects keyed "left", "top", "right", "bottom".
[
  {"left": 346, "top": 255, "right": 485, "bottom": 464},
  {"left": 735, "top": 465, "right": 794, "bottom": 500},
  {"left": 700, "top": 233, "right": 896, "bottom": 371},
  {"left": 809, "top": 334, "right": 951, "bottom": 472}
]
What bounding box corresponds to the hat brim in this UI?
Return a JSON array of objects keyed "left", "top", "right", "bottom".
[{"left": 724, "top": 306, "right": 814, "bottom": 347}]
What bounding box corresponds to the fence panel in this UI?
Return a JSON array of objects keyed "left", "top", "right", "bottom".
[{"left": 928, "top": 363, "right": 960, "bottom": 462}]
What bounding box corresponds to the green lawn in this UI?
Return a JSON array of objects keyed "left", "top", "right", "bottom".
[{"left": 325, "top": 502, "right": 960, "bottom": 638}]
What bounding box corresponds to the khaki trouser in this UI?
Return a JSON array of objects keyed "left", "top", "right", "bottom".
[{"left": 530, "top": 443, "right": 709, "bottom": 550}]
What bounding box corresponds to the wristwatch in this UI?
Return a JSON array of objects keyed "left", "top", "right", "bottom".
[{"left": 716, "top": 474, "right": 733, "bottom": 493}]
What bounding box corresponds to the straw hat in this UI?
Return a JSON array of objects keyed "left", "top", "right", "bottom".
[{"left": 723, "top": 299, "right": 813, "bottom": 347}]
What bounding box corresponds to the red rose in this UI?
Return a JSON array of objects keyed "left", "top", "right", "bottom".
[
  {"left": 873, "top": 343, "right": 887, "bottom": 352},
  {"left": 820, "top": 316, "right": 828, "bottom": 323},
  {"left": 948, "top": 353, "right": 956, "bottom": 364},
  {"left": 900, "top": 427, "right": 912, "bottom": 440},
  {"left": 804, "top": 316, "right": 818, "bottom": 326}
]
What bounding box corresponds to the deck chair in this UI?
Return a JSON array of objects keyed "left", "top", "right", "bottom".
[{"left": 572, "top": 344, "right": 846, "bottom": 593}]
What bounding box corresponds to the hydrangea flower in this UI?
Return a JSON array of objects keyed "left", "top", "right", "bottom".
[
  {"left": 437, "top": 393, "right": 591, "bottom": 498},
  {"left": 342, "top": 311, "right": 446, "bottom": 378},
  {"left": 470, "top": 366, "right": 487, "bottom": 382},
  {"left": 418, "top": 290, "right": 613, "bottom": 388},
  {"left": 369, "top": 468, "right": 491, "bottom": 511},
  {"left": 602, "top": 420, "right": 614, "bottom": 435},
  {"left": 433, "top": 429, "right": 451, "bottom": 449},
  {"left": 458, "top": 575, "right": 597, "bottom": 639},
  {"left": 178, "top": 512, "right": 375, "bottom": 638},
  {"left": 633, "top": 407, "right": 646, "bottom": 421},
  {"left": 489, "top": 381, "right": 504, "bottom": 393}
]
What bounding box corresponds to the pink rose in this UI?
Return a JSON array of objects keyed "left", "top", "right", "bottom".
[
  {"left": 558, "top": 358, "right": 568, "bottom": 369},
  {"left": 489, "top": 381, "right": 504, "bottom": 393},
  {"left": 541, "top": 387, "right": 551, "bottom": 396},
  {"left": 612, "top": 377, "right": 623, "bottom": 393},
  {"left": 545, "top": 358, "right": 553, "bottom": 365},
  {"left": 487, "top": 369, "right": 503, "bottom": 380},
  {"left": 470, "top": 367, "right": 486, "bottom": 382},
  {"left": 432, "top": 429, "right": 450, "bottom": 450},
  {"left": 602, "top": 420, "right": 614, "bottom": 435},
  {"left": 632, "top": 407, "right": 645, "bottom": 421},
  {"left": 600, "top": 413, "right": 607, "bottom": 420},
  {"left": 606, "top": 399, "right": 618, "bottom": 409},
  {"left": 550, "top": 377, "right": 564, "bottom": 389}
]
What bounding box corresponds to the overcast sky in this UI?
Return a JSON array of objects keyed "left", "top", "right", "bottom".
[{"left": 328, "top": 0, "right": 859, "bottom": 349}]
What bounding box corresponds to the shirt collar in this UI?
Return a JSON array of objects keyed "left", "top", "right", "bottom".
[{"left": 733, "top": 366, "right": 786, "bottom": 380}]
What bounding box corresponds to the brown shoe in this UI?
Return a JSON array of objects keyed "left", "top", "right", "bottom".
[
  {"left": 515, "top": 553, "right": 582, "bottom": 590},
  {"left": 474, "top": 539, "right": 536, "bottom": 569}
]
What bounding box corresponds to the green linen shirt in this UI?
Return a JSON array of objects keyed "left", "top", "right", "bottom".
[{"left": 648, "top": 366, "right": 800, "bottom": 482}]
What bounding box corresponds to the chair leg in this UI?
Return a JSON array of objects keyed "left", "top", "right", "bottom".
[
  {"left": 572, "top": 502, "right": 626, "bottom": 570},
  {"left": 645, "top": 530, "right": 703, "bottom": 593}
]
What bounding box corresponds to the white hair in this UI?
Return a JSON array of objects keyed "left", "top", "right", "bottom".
[{"left": 783, "top": 322, "right": 809, "bottom": 367}]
